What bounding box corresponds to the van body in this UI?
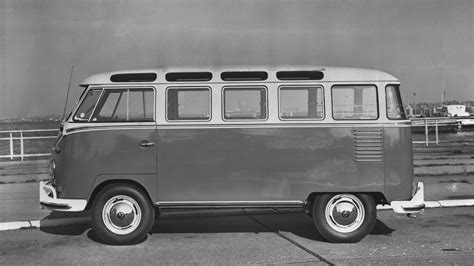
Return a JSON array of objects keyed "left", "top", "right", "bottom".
[{"left": 40, "top": 66, "right": 424, "bottom": 244}]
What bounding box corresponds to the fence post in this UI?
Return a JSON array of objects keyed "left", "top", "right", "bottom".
[
  {"left": 425, "top": 119, "right": 429, "bottom": 146},
  {"left": 20, "top": 131, "right": 24, "bottom": 161},
  {"left": 9, "top": 132, "right": 14, "bottom": 160},
  {"left": 435, "top": 120, "right": 439, "bottom": 145}
]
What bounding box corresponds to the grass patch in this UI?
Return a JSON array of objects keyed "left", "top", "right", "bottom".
[
  {"left": 438, "top": 180, "right": 471, "bottom": 184},
  {"left": 414, "top": 163, "right": 474, "bottom": 167},
  {"left": 0, "top": 179, "right": 39, "bottom": 184},
  {"left": 415, "top": 171, "right": 474, "bottom": 177}
]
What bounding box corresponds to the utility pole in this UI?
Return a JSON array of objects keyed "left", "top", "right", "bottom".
[
  {"left": 441, "top": 68, "right": 446, "bottom": 106},
  {"left": 413, "top": 92, "right": 417, "bottom": 116}
]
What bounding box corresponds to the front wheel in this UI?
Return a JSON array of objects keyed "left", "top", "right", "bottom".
[
  {"left": 91, "top": 184, "right": 155, "bottom": 245},
  {"left": 312, "top": 193, "right": 376, "bottom": 243}
]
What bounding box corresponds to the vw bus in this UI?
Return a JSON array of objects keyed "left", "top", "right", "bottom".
[{"left": 40, "top": 66, "right": 424, "bottom": 245}]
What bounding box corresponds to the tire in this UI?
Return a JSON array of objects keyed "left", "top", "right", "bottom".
[
  {"left": 91, "top": 183, "right": 155, "bottom": 245},
  {"left": 312, "top": 193, "right": 376, "bottom": 243}
]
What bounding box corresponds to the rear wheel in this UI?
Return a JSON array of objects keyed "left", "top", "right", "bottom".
[
  {"left": 312, "top": 193, "right": 376, "bottom": 243},
  {"left": 91, "top": 183, "right": 155, "bottom": 245}
]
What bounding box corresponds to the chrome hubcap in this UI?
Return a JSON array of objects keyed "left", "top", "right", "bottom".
[
  {"left": 325, "top": 194, "right": 365, "bottom": 233},
  {"left": 103, "top": 195, "right": 141, "bottom": 235}
]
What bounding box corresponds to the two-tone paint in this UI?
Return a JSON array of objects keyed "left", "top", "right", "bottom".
[{"left": 44, "top": 66, "right": 419, "bottom": 212}]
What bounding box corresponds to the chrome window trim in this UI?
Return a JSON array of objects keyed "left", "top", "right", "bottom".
[
  {"left": 385, "top": 84, "right": 407, "bottom": 120},
  {"left": 331, "top": 84, "right": 380, "bottom": 121},
  {"left": 165, "top": 86, "right": 212, "bottom": 122},
  {"left": 88, "top": 88, "right": 105, "bottom": 122},
  {"left": 86, "top": 86, "right": 156, "bottom": 123},
  {"left": 126, "top": 89, "right": 130, "bottom": 121},
  {"left": 221, "top": 85, "right": 269, "bottom": 122},
  {"left": 277, "top": 84, "right": 325, "bottom": 121},
  {"left": 71, "top": 87, "right": 103, "bottom": 122}
]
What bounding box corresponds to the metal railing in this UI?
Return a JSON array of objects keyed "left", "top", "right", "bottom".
[
  {"left": 0, "top": 129, "right": 58, "bottom": 161},
  {"left": 411, "top": 117, "right": 461, "bottom": 146}
]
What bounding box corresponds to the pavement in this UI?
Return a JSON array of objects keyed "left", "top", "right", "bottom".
[
  {"left": 0, "top": 174, "right": 473, "bottom": 231},
  {"left": 1, "top": 207, "right": 473, "bottom": 264}
]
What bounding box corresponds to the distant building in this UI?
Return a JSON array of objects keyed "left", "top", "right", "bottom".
[{"left": 442, "top": 105, "right": 470, "bottom": 117}]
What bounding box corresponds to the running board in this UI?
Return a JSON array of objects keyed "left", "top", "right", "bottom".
[{"left": 156, "top": 200, "right": 305, "bottom": 210}]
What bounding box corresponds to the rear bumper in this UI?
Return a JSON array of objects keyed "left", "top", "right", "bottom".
[
  {"left": 39, "top": 181, "right": 87, "bottom": 212},
  {"left": 390, "top": 182, "right": 425, "bottom": 214}
]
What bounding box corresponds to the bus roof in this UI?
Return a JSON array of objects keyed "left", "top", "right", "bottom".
[{"left": 80, "top": 66, "right": 399, "bottom": 86}]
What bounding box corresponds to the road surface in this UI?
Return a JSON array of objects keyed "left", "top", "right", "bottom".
[{"left": 0, "top": 207, "right": 473, "bottom": 264}]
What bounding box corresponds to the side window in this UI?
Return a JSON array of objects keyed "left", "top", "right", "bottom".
[
  {"left": 73, "top": 89, "right": 102, "bottom": 122},
  {"left": 279, "top": 86, "right": 324, "bottom": 119},
  {"left": 332, "top": 85, "right": 378, "bottom": 120},
  {"left": 167, "top": 88, "right": 211, "bottom": 121},
  {"left": 94, "top": 90, "right": 127, "bottom": 121},
  {"left": 223, "top": 87, "right": 267, "bottom": 120},
  {"left": 91, "top": 88, "right": 154, "bottom": 122},
  {"left": 129, "top": 89, "right": 155, "bottom": 121},
  {"left": 386, "top": 85, "right": 406, "bottom": 120}
]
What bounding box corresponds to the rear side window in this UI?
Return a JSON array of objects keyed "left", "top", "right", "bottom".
[
  {"left": 386, "top": 85, "right": 406, "bottom": 120},
  {"left": 279, "top": 86, "right": 324, "bottom": 119},
  {"left": 73, "top": 89, "right": 102, "bottom": 122},
  {"left": 91, "top": 88, "right": 154, "bottom": 122},
  {"left": 332, "top": 85, "right": 378, "bottom": 120},
  {"left": 167, "top": 88, "right": 211, "bottom": 121},
  {"left": 223, "top": 87, "right": 267, "bottom": 120}
]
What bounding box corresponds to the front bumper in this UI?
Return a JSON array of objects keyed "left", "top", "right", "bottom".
[
  {"left": 39, "top": 181, "right": 87, "bottom": 212},
  {"left": 390, "top": 182, "right": 425, "bottom": 214}
]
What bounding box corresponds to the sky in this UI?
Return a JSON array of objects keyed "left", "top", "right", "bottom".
[{"left": 0, "top": 0, "right": 473, "bottom": 119}]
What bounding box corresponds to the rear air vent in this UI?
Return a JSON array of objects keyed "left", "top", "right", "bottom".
[
  {"left": 110, "top": 73, "right": 157, "bottom": 82},
  {"left": 353, "top": 128, "right": 383, "bottom": 162},
  {"left": 166, "top": 72, "right": 212, "bottom": 82},
  {"left": 221, "top": 71, "right": 268, "bottom": 81},
  {"left": 276, "top": 71, "right": 324, "bottom": 80}
]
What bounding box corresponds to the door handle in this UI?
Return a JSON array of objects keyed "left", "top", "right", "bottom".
[{"left": 139, "top": 141, "right": 155, "bottom": 148}]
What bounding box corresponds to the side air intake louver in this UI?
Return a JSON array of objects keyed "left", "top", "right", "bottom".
[{"left": 353, "top": 128, "right": 383, "bottom": 162}]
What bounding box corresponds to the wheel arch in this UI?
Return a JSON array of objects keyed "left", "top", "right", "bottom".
[
  {"left": 85, "top": 179, "right": 155, "bottom": 210},
  {"left": 305, "top": 191, "right": 388, "bottom": 212}
]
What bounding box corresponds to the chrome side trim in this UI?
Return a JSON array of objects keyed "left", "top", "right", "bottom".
[
  {"left": 64, "top": 123, "right": 411, "bottom": 135},
  {"left": 156, "top": 200, "right": 305, "bottom": 209},
  {"left": 156, "top": 123, "right": 411, "bottom": 129},
  {"left": 63, "top": 119, "right": 412, "bottom": 136},
  {"left": 64, "top": 124, "right": 156, "bottom": 135}
]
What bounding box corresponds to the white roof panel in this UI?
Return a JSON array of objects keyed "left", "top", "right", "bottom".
[{"left": 80, "top": 66, "right": 398, "bottom": 85}]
